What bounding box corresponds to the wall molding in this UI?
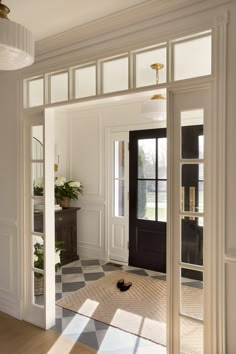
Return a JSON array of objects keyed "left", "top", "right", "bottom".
[
  {"left": 0, "top": 219, "right": 20, "bottom": 319},
  {"left": 20, "top": 1, "right": 231, "bottom": 78}
]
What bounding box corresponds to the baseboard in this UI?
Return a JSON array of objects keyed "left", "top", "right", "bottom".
[{"left": 0, "top": 296, "right": 21, "bottom": 320}]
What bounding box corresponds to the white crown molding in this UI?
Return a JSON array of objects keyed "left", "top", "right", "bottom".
[{"left": 34, "top": 0, "right": 231, "bottom": 62}]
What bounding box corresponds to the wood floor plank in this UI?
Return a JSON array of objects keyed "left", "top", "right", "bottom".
[{"left": 0, "top": 312, "right": 97, "bottom": 354}]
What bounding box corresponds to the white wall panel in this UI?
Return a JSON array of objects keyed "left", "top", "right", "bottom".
[
  {"left": 77, "top": 205, "right": 105, "bottom": 259},
  {"left": 54, "top": 115, "right": 70, "bottom": 179},
  {"left": 0, "top": 71, "right": 20, "bottom": 319},
  {"left": 0, "top": 220, "right": 19, "bottom": 317},
  {"left": 226, "top": 263, "right": 236, "bottom": 354},
  {"left": 70, "top": 114, "right": 102, "bottom": 197},
  {"left": 0, "top": 232, "right": 12, "bottom": 291},
  {"left": 112, "top": 224, "right": 125, "bottom": 248}
]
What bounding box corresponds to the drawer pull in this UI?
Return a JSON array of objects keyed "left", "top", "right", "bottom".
[{"left": 58, "top": 217, "right": 63, "bottom": 221}]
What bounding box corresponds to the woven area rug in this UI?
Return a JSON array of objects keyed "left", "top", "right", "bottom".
[{"left": 56, "top": 271, "right": 203, "bottom": 349}]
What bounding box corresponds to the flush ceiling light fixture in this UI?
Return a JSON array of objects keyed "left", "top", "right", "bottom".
[
  {"left": 0, "top": 0, "right": 34, "bottom": 70},
  {"left": 141, "top": 63, "right": 166, "bottom": 121}
]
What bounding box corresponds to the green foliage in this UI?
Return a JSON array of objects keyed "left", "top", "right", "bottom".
[
  {"left": 54, "top": 177, "right": 83, "bottom": 200},
  {"left": 34, "top": 240, "right": 64, "bottom": 278},
  {"left": 55, "top": 181, "right": 83, "bottom": 200}
]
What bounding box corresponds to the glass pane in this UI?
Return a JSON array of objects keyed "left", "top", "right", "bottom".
[
  {"left": 114, "top": 180, "right": 124, "bottom": 217},
  {"left": 180, "top": 316, "right": 203, "bottom": 354},
  {"left": 34, "top": 272, "right": 44, "bottom": 306},
  {"left": 138, "top": 139, "right": 156, "bottom": 179},
  {"left": 181, "top": 268, "right": 203, "bottom": 321},
  {"left": 114, "top": 141, "right": 124, "bottom": 179},
  {"left": 158, "top": 181, "right": 167, "bottom": 222},
  {"left": 32, "top": 163, "right": 44, "bottom": 196},
  {"left": 181, "top": 109, "right": 204, "bottom": 159},
  {"left": 198, "top": 135, "right": 204, "bottom": 159},
  {"left": 158, "top": 138, "right": 167, "bottom": 179},
  {"left": 50, "top": 72, "right": 69, "bottom": 103},
  {"left": 32, "top": 126, "right": 44, "bottom": 160},
  {"left": 29, "top": 78, "right": 44, "bottom": 107},
  {"left": 181, "top": 217, "right": 203, "bottom": 266},
  {"left": 138, "top": 180, "right": 155, "bottom": 221},
  {"left": 181, "top": 164, "right": 204, "bottom": 212},
  {"left": 33, "top": 234, "right": 44, "bottom": 305},
  {"left": 136, "top": 47, "right": 167, "bottom": 87},
  {"left": 33, "top": 202, "right": 44, "bottom": 233},
  {"left": 174, "top": 34, "right": 211, "bottom": 81},
  {"left": 103, "top": 57, "right": 128, "bottom": 93},
  {"left": 75, "top": 65, "right": 96, "bottom": 98}
]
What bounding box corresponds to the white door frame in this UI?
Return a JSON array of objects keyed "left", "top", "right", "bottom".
[
  {"left": 168, "top": 85, "right": 212, "bottom": 353},
  {"left": 107, "top": 131, "right": 129, "bottom": 264},
  {"left": 23, "top": 109, "right": 55, "bottom": 329}
]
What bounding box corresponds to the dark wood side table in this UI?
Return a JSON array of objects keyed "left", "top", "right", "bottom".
[{"left": 34, "top": 207, "right": 80, "bottom": 265}]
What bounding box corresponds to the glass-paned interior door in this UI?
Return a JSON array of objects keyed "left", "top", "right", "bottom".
[
  {"left": 172, "top": 88, "right": 210, "bottom": 354},
  {"left": 24, "top": 111, "right": 55, "bottom": 329}
]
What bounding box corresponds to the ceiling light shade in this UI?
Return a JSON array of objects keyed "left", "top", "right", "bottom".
[
  {"left": 0, "top": 1, "right": 34, "bottom": 70},
  {"left": 141, "top": 94, "right": 166, "bottom": 121}
]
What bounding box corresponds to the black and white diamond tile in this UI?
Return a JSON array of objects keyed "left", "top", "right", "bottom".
[{"left": 51, "top": 258, "right": 199, "bottom": 353}]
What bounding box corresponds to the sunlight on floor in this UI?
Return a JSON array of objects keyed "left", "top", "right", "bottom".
[
  {"left": 98, "top": 326, "right": 166, "bottom": 354},
  {"left": 78, "top": 299, "right": 100, "bottom": 316},
  {"left": 48, "top": 301, "right": 99, "bottom": 353}
]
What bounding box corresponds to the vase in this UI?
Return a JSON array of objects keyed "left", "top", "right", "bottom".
[
  {"left": 34, "top": 276, "right": 44, "bottom": 295},
  {"left": 57, "top": 197, "right": 71, "bottom": 208}
]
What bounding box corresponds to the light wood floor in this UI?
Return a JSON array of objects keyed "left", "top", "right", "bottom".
[{"left": 0, "top": 312, "right": 97, "bottom": 354}]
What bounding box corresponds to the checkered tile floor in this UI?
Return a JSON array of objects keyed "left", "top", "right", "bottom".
[
  {"left": 50, "top": 258, "right": 202, "bottom": 353},
  {"left": 51, "top": 259, "right": 168, "bottom": 353}
]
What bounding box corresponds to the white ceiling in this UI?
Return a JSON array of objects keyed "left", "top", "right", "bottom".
[{"left": 5, "top": 0, "right": 150, "bottom": 41}]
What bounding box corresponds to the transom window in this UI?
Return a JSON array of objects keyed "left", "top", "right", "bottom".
[{"left": 25, "top": 30, "right": 212, "bottom": 108}]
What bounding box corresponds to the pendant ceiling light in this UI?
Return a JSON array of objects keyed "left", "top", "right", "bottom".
[
  {"left": 141, "top": 63, "right": 166, "bottom": 121},
  {"left": 0, "top": 0, "right": 34, "bottom": 70}
]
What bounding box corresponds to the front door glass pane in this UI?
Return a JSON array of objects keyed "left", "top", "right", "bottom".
[
  {"left": 138, "top": 139, "right": 156, "bottom": 179},
  {"left": 137, "top": 180, "right": 155, "bottom": 220}
]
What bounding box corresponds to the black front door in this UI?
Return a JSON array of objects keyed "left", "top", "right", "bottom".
[
  {"left": 129, "top": 129, "right": 167, "bottom": 272},
  {"left": 181, "top": 124, "right": 204, "bottom": 280}
]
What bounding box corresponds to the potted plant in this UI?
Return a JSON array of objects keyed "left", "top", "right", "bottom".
[
  {"left": 34, "top": 239, "right": 63, "bottom": 295},
  {"left": 55, "top": 176, "right": 83, "bottom": 208},
  {"left": 33, "top": 176, "right": 44, "bottom": 196}
]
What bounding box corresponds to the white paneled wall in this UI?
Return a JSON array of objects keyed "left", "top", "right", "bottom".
[
  {"left": 0, "top": 219, "right": 18, "bottom": 316},
  {"left": 0, "top": 71, "right": 20, "bottom": 318},
  {"left": 54, "top": 98, "right": 158, "bottom": 260}
]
